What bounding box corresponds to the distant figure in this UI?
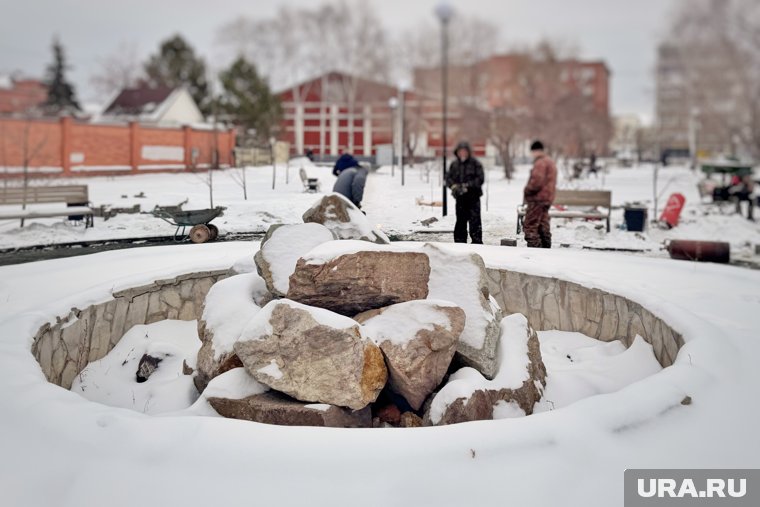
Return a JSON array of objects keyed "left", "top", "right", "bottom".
[
  {"left": 333, "top": 164, "right": 368, "bottom": 209},
  {"left": 305, "top": 148, "right": 315, "bottom": 162},
  {"left": 729, "top": 174, "right": 756, "bottom": 221},
  {"left": 446, "top": 141, "right": 484, "bottom": 244},
  {"left": 523, "top": 140, "right": 558, "bottom": 248},
  {"left": 589, "top": 152, "right": 598, "bottom": 178},
  {"left": 333, "top": 153, "right": 361, "bottom": 176}
]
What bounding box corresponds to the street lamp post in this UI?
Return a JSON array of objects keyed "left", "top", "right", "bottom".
[
  {"left": 399, "top": 86, "right": 406, "bottom": 186},
  {"left": 270, "top": 136, "right": 277, "bottom": 190},
  {"left": 689, "top": 107, "right": 700, "bottom": 171},
  {"left": 388, "top": 97, "right": 398, "bottom": 177},
  {"left": 435, "top": 2, "right": 453, "bottom": 217}
]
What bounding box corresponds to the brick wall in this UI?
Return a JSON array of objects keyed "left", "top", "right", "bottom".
[{"left": 0, "top": 117, "right": 236, "bottom": 178}]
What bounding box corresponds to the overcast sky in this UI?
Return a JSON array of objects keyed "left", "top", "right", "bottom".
[{"left": 0, "top": 0, "right": 679, "bottom": 122}]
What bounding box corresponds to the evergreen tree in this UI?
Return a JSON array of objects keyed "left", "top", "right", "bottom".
[
  {"left": 144, "top": 35, "right": 210, "bottom": 115},
  {"left": 43, "top": 38, "right": 81, "bottom": 114},
  {"left": 218, "top": 57, "right": 282, "bottom": 142}
]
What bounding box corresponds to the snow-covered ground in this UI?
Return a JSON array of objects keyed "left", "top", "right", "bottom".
[
  {"left": 2, "top": 159, "right": 758, "bottom": 263},
  {"left": 1, "top": 241, "right": 759, "bottom": 507}
]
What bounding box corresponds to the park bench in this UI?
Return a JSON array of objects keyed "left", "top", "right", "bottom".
[
  {"left": 517, "top": 189, "right": 612, "bottom": 234},
  {"left": 0, "top": 185, "right": 94, "bottom": 228},
  {"left": 299, "top": 167, "right": 321, "bottom": 193}
]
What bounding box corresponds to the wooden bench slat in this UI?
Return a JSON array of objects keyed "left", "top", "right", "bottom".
[{"left": 0, "top": 185, "right": 94, "bottom": 228}]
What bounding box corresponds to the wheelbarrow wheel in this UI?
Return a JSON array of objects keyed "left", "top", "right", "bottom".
[
  {"left": 207, "top": 224, "right": 219, "bottom": 241},
  {"left": 189, "top": 224, "right": 211, "bottom": 244}
]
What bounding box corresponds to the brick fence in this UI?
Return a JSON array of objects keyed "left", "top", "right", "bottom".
[{"left": 0, "top": 117, "right": 236, "bottom": 178}]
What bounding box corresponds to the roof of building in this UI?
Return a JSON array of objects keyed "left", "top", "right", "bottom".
[{"left": 103, "top": 85, "right": 176, "bottom": 116}]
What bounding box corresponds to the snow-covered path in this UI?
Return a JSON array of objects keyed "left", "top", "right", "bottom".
[{"left": 0, "top": 242, "right": 758, "bottom": 507}]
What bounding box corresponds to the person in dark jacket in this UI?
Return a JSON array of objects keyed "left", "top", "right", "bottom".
[
  {"left": 333, "top": 165, "right": 368, "bottom": 209},
  {"left": 446, "top": 141, "right": 484, "bottom": 244},
  {"left": 523, "top": 140, "right": 557, "bottom": 248},
  {"left": 333, "top": 153, "right": 361, "bottom": 176}
]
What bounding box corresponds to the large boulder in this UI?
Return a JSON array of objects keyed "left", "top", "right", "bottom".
[
  {"left": 195, "top": 273, "right": 268, "bottom": 392},
  {"left": 424, "top": 314, "right": 547, "bottom": 426},
  {"left": 254, "top": 223, "right": 335, "bottom": 297},
  {"left": 234, "top": 299, "right": 388, "bottom": 410},
  {"left": 208, "top": 391, "right": 372, "bottom": 428},
  {"left": 287, "top": 247, "right": 430, "bottom": 316},
  {"left": 303, "top": 193, "right": 390, "bottom": 244},
  {"left": 424, "top": 243, "right": 502, "bottom": 379},
  {"left": 356, "top": 300, "right": 465, "bottom": 410}
]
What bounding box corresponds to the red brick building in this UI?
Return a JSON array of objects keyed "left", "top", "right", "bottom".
[
  {"left": 414, "top": 53, "right": 611, "bottom": 156},
  {"left": 0, "top": 77, "right": 48, "bottom": 115},
  {"left": 0, "top": 117, "right": 235, "bottom": 178},
  {"left": 279, "top": 71, "right": 488, "bottom": 160}
]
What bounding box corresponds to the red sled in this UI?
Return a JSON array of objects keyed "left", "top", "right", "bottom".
[{"left": 660, "top": 193, "right": 686, "bottom": 228}]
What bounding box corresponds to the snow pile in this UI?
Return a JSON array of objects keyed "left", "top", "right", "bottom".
[
  {"left": 71, "top": 320, "right": 201, "bottom": 414},
  {"left": 200, "top": 272, "right": 267, "bottom": 360},
  {"left": 534, "top": 331, "right": 663, "bottom": 412},
  {"left": 201, "top": 367, "right": 268, "bottom": 401}
]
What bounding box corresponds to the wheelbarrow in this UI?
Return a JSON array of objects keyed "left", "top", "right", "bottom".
[{"left": 151, "top": 206, "right": 226, "bottom": 243}]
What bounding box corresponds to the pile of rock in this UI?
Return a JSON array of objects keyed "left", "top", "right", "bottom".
[{"left": 191, "top": 194, "right": 547, "bottom": 428}]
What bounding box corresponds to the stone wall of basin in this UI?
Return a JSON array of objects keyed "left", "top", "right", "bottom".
[
  {"left": 31, "top": 266, "right": 685, "bottom": 389},
  {"left": 485, "top": 268, "right": 684, "bottom": 368},
  {"left": 31, "top": 270, "right": 229, "bottom": 389}
]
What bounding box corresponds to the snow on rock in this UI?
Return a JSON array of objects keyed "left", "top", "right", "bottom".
[
  {"left": 195, "top": 272, "right": 267, "bottom": 392},
  {"left": 356, "top": 300, "right": 465, "bottom": 410},
  {"left": 234, "top": 299, "right": 388, "bottom": 410},
  {"left": 254, "top": 223, "right": 335, "bottom": 296},
  {"left": 533, "top": 331, "right": 662, "bottom": 413},
  {"left": 201, "top": 367, "right": 269, "bottom": 401},
  {"left": 71, "top": 320, "right": 201, "bottom": 414},
  {"left": 207, "top": 391, "right": 373, "bottom": 428},
  {"left": 287, "top": 249, "right": 430, "bottom": 316},
  {"left": 302, "top": 193, "right": 390, "bottom": 244},
  {"left": 425, "top": 314, "right": 546, "bottom": 425},
  {"left": 424, "top": 243, "right": 503, "bottom": 379}
]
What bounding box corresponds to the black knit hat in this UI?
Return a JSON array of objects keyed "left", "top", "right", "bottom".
[{"left": 530, "top": 140, "right": 544, "bottom": 151}]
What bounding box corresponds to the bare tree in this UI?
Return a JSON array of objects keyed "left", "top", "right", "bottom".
[
  {"left": 664, "top": 0, "right": 760, "bottom": 158},
  {"left": 90, "top": 42, "right": 142, "bottom": 102}
]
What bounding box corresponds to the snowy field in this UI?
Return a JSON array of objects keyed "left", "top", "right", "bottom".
[
  {"left": 1, "top": 158, "right": 759, "bottom": 263},
  {"left": 0, "top": 241, "right": 759, "bottom": 507}
]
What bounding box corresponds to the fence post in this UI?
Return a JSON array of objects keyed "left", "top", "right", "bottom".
[
  {"left": 60, "top": 117, "right": 72, "bottom": 176},
  {"left": 183, "top": 125, "right": 192, "bottom": 170},
  {"left": 129, "top": 121, "right": 140, "bottom": 173}
]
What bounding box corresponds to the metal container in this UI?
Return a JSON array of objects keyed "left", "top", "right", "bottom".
[{"left": 666, "top": 240, "right": 730, "bottom": 264}]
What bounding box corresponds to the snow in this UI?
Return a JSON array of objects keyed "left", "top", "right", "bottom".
[
  {"left": 71, "top": 320, "right": 200, "bottom": 414},
  {"left": 239, "top": 298, "right": 359, "bottom": 343},
  {"left": 257, "top": 359, "right": 284, "bottom": 380},
  {"left": 5, "top": 161, "right": 754, "bottom": 263},
  {"left": 428, "top": 314, "right": 532, "bottom": 424},
  {"left": 359, "top": 299, "right": 459, "bottom": 347},
  {"left": 261, "top": 223, "right": 335, "bottom": 294},
  {"left": 302, "top": 239, "right": 414, "bottom": 264},
  {"left": 534, "top": 332, "right": 663, "bottom": 413},
  {"left": 200, "top": 272, "right": 266, "bottom": 359},
  {"left": 201, "top": 367, "right": 268, "bottom": 401},
  {"left": 492, "top": 400, "right": 525, "bottom": 419},
  {"left": 1, "top": 241, "right": 759, "bottom": 506},
  {"left": 304, "top": 403, "right": 331, "bottom": 412},
  {"left": 424, "top": 243, "right": 499, "bottom": 350}
]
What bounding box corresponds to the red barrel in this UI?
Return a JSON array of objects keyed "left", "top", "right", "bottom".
[
  {"left": 660, "top": 193, "right": 686, "bottom": 228},
  {"left": 667, "top": 240, "right": 730, "bottom": 264}
]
